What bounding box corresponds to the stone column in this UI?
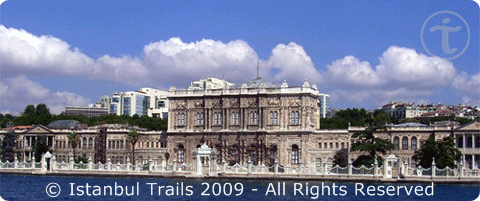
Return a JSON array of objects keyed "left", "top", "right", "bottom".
[
  {"left": 107, "top": 157, "right": 112, "bottom": 171},
  {"left": 13, "top": 155, "right": 18, "bottom": 169},
  {"left": 127, "top": 157, "right": 132, "bottom": 171},
  {"left": 463, "top": 134, "right": 466, "bottom": 149},
  {"left": 459, "top": 160, "right": 464, "bottom": 178},
  {"left": 32, "top": 155, "right": 36, "bottom": 170},
  {"left": 87, "top": 154, "right": 92, "bottom": 170},
  {"left": 374, "top": 159, "right": 378, "bottom": 176},
  {"left": 404, "top": 160, "right": 409, "bottom": 176},
  {"left": 383, "top": 158, "right": 388, "bottom": 179},
  {"left": 348, "top": 160, "right": 352, "bottom": 176},
  {"left": 69, "top": 155, "right": 74, "bottom": 170},
  {"left": 149, "top": 157, "right": 153, "bottom": 172},
  {"left": 41, "top": 154, "right": 46, "bottom": 172},
  {"left": 172, "top": 159, "right": 177, "bottom": 173},
  {"left": 51, "top": 155, "right": 56, "bottom": 171},
  {"left": 431, "top": 157, "right": 436, "bottom": 178}
]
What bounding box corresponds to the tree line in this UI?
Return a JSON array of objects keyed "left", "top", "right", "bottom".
[{"left": 0, "top": 104, "right": 168, "bottom": 131}]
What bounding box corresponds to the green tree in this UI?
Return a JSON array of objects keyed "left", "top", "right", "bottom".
[
  {"left": 332, "top": 148, "right": 348, "bottom": 167},
  {"left": 351, "top": 126, "right": 394, "bottom": 167},
  {"left": 127, "top": 129, "right": 139, "bottom": 165},
  {"left": 1, "top": 130, "right": 17, "bottom": 162},
  {"left": 413, "top": 137, "right": 462, "bottom": 169},
  {"left": 32, "top": 136, "right": 51, "bottom": 162},
  {"left": 67, "top": 131, "right": 81, "bottom": 159}
]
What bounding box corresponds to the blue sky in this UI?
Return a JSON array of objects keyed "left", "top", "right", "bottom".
[{"left": 0, "top": 0, "right": 478, "bottom": 114}]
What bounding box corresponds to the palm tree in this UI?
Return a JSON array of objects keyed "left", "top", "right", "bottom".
[
  {"left": 127, "top": 129, "right": 139, "bottom": 165},
  {"left": 67, "top": 131, "right": 80, "bottom": 159}
]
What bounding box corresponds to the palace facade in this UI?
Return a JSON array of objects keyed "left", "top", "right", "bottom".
[{"left": 1, "top": 77, "right": 479, "bottom": 171}]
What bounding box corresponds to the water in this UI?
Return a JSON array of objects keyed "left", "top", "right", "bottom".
[{"left": 0, "top": 174, "right": 479, "bottom": 201}]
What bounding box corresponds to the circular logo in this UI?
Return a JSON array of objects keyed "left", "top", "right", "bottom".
[
  {"left": 420, "top": 10, "right": 470, "bottom": 60},
  {"left": 46, "top": 183, "right": 61, "bottom": 197}
]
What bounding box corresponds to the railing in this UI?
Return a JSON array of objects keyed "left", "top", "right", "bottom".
[
  {"left": 352, "top": 165, "right": 374, "bottom": 175},
  {"left": 1, "top": 159, "right": 479, "bottom": 179},
  {"left": 329, "top": 165, "right": 348, "bottom": 175}
]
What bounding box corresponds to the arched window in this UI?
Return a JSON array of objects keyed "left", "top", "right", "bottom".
[
  {"left": 88, "top": 137, "right": 93, "bottom": 149},
  {"left": 394, "top": 137, "right": 399, "bottom": 150},
  {"left": 316, "top": 158, "right": 322, "bottom": 167},
  {"left": 83, "top": 137, "right": 87, "bottom": 149},
  {"left": 411, "top": 137, "right": 417, "bottom": 150},
  {"left": 402, "top": 137, "right": 408, "bottom": 150},
  {"left": 291, "top": 145, "right": 299, "bottom": 165},
  {"left": 330, "top": 142, "right": 333, "bottom": 149},
  {"left": 411, "top": 157, "right": 417, "bottom": 168},
  {"left": 335, "top": 142, "right": 339, "bottom": 149},
  {"left": 177, "top": 145, "right": 185, "bottom": 164},
  {"left": 319, "top": 143, "right": 322, "bottom": 149},
  {"left": 475, "top": 136, "right": 480, "bottom": 148}
]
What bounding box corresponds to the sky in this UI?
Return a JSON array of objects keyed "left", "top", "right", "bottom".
[{"left": 0, "top": 0, "right": 479, "bottom": 115}]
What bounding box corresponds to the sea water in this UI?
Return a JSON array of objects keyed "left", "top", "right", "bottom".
[{"left": 0, "top": 174, "right": 479, "bottom": 201}]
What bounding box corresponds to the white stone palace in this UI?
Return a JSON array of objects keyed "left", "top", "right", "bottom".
[{"left": 1, "top": 77, "right": 479, "bottom": 180}]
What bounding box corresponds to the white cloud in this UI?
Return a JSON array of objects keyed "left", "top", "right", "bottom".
[
  {"left": 265, "top": 42, "right": 323, "bottom": 85},
  {"left": 143, "top": 37, "right": 259, "bottom": 86},
  {"left": 326, "top": 56, "right": 383, "bottom": 88},
  {"left": 0, "top": 26, "right": 95, "bottom": 76},
  {"left": 376, "top": 46, "right": 456, "bottom": 89},
  {"left": 324, "top": 46, "right": 459, "bottom": 108},
  {"left": 0, "top": 25, "right": 477, "bottom": 111},
  {"left": 0, "top": 75, "right": 91, "bottom": 114},
  {"left": 453, "top": 72, "right": 480, "bottom": 106}
]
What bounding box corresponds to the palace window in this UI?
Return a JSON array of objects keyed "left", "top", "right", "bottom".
[
  {"left": 250, "top": 111, "right": 258, "bottom": 125},
  {"left": 231, "top": 112, "right": 239, "bottom": 125},
  {"left": 177, "top": 113, "right": 185, "bottom": 125},
  {"left": 178, "top": 145, "right": 185, "bottom": 164},
  {"left": 291, "top": 111, "right": 299, "bottom": 125},
  {"left": 197, "top": 112, "right": 204, "bottom": 125},
  {"left": 291, "top": 145, "right": 299, "bottom": 165},
  {"left": 411, "top": 137, "right": 417, "bottom": 150},
  {"left": 83, "top": 137, "right": 87, "bottom": 149},
  {"left": 88, "top": 137, "right": 93, "bottom": 149},
  {"left": 214, "top": 112, "right": 222, "bottom": 125},
  {"left": 402, "top": 137, "right": 408, "bottom": 150},
  {"left": 270, "top": 111, "right": 278, "bottom": 125},
  {"left": 457, "top": 136, "right": 463, "bottom": 148},
  {"left": 466, "top": 136, "right": 473, "bottom": 148},
  {"left": 394, "top": 137, "right": 400, "bottom": 150}
]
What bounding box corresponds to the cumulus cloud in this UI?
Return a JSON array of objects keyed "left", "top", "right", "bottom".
[
  {"left": 0, "top": 76, "right": 91, "bottom": 114},
  {"left": 376, "top": 46, "right": 456, "bottom": 89},
  {"left": 453, "top": 72, "right": 480, "bottom": 106},
  {"left": 266, "top": 42, "right": 323, "bottom": 85},
  {"left": 0, "top": 25, "right": 477, "bottom": 111},
  {"left": 326, "top": 56, "right": 383, "bottom": 88},
  {"left": 0, "top": 26, "right": 95, "bottom": 76},
  {"left": 143, "top": 37, "right": 259, "bottom": 86},
  {"left": 323, "top": 46, "right": 460, "bottom": 108}
]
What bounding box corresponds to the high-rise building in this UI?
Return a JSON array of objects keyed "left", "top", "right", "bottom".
[
  {"left": 108, "top": 88, "right": 168, "bottom": 118},
  {"left": 318, "top": 94, "right": 330, "bottom": 118}
]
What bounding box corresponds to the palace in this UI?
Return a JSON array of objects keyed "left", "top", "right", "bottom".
[{"left": 1, "top": 77, "right": 479, "bottom": 172}]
